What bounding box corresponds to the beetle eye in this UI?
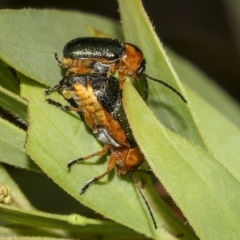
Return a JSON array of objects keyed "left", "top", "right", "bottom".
[{"left": 62, "top": 89, "right": 72, "bottom": 99}]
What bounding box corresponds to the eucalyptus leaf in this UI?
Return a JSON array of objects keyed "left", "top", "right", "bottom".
[
  {"left": 0, "top": 204, "right": 141, "bottom": 239},
  {"left": 167, "top": 49, "right": 240, "bottom": 182},
  {"left": 185, "top": 86, "right": 240, "bottom": 182},
  {"left": 0, "top": 117, "right": 39, "bottom": 172},
  {"left": 118, "top": 0, "right": 210, "bottom": 151},
  {"left": 0, "top": 60, "right": 19, "bottom": 94},
  {"left": 0, "top": 86, "right": 27, "bottom": 123},
  {"left": 123, "top": 80, "right": 240, "bottom": 240},
  {"left": 168, "top": 48, "right": 240, "bottom": 128},
  {"left": 0, "top": 9, "right": 123, "bottom": 87}
]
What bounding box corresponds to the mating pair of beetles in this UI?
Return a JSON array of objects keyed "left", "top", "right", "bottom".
[{"left": 45, "top": 37, "right": 187, "bottom": 229}]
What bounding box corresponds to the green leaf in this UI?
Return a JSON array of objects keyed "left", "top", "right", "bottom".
[
  {"left": 0, "top": 118, "right": 39, "bottom": 172},
  {"left": 0, "top": 86, "right": 27, "bottom": 123},
  {"left": 185, "top": 86, "right": 240, "bottom": 181},
  {"left": 168, "top": 49, "right": 240, "bottom": 182},
  {"left": 118, "top": 0, "right": 210, "bottom": 151},
  {"left": 168, "top": 48, "right": 240, "bottom": 128},
  {"left": 0, "top": 60, "right": 19, "bottom": 94},
  {"left": 0, "top": 204, "right": 141, "bottom": 239},
  {"left": 123, "top": 80, "right": 240, "bottom": 240},
  {"left": 0, "top": 9, "right": 123, "bottom": 87}
]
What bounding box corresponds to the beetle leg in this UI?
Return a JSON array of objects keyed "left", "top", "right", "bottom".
[
  {"left": 129, "top": 171, "right": 157, "bottom": 230},
  {"left": 67, "top": 144, "right": 110, "bottom": 170},
  {"left": 45, "top": 98, "right": 81, "bottom": 112},
  {"left": 79, "top": 149, "right": 117, "bottom": 194},
  {"left": 45, "top": 84, "right": 59, "bottom": 95}
]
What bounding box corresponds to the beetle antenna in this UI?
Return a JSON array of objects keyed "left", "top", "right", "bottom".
[
  {"left": 130, "top": 171, "right": 157, "bottom": 230},
  {"left": 143, "top": 74, "right": 187, "bottom": 103}
]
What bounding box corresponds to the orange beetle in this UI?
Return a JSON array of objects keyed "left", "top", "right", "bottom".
[{"left": 45, "top": 73, "right": 157, "bottom": 229}]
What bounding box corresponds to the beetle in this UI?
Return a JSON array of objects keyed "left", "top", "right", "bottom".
[
  {"left": 54, "top": 37, "right": 145, "bottom": 81},
  {"left": 54, "top": 37, "right": 187, "bottom": 103},
  {"left": 45, "top": 73, "right": 157, "bottom": 229}
]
